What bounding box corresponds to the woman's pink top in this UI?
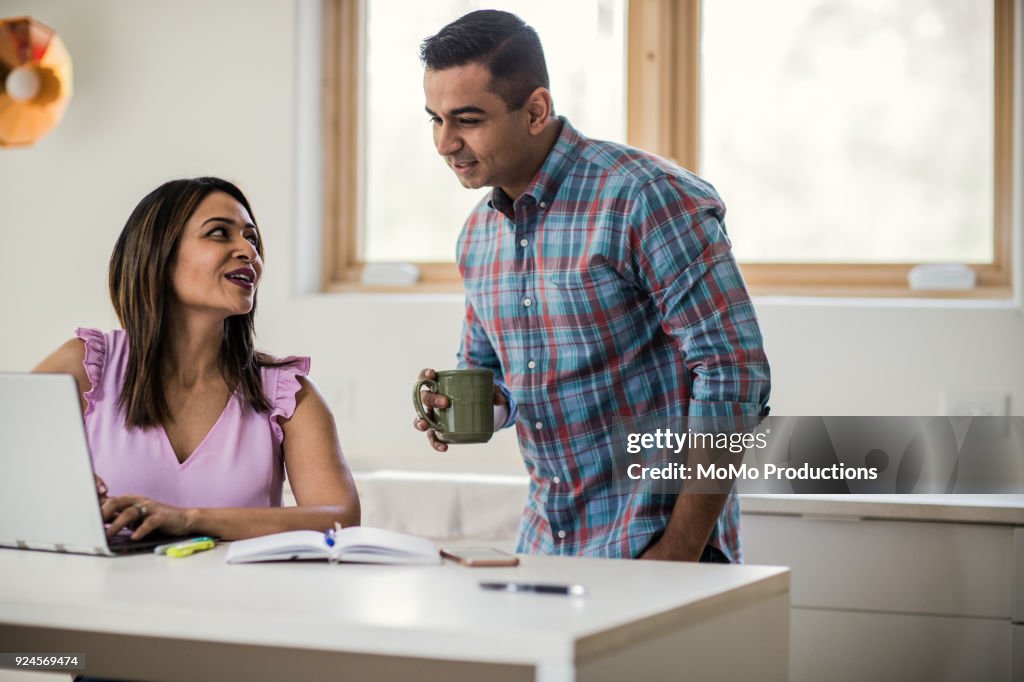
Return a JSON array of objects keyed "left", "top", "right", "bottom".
[{"left": 75, "top": 328, "right": 310, "bottom": 509}]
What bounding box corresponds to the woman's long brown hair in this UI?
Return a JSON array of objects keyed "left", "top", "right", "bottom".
[{"left": 108, "top": 177, "right": 277, "bottom": 428}]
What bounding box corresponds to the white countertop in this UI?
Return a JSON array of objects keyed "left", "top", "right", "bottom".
[
  {"left": 740, "top": 494, "right": 1024, "bottom": 525},
  {"left": 0, "top": 545, "right": 788, "bottom": 666}
]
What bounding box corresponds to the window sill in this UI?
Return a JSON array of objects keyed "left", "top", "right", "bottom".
[
  {"left": 325, "top": 280, "right": 464, "bottom": 295},
  {"left": 324, "top": 278, "right": 1013, "bottom": 302},
  {"left": 747, "top": 283, "right": 1014, "bottom": 300}
]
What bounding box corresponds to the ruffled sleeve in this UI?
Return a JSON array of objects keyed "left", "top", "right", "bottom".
[
  {"left": 268, "top": 356, "right": 311, "bottom": 445},
  {"left": 74, "top": 327, "right": 107, "bottom": 418}
]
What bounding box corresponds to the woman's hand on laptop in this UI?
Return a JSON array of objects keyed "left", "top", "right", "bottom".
[{"left": 102, "top": 495, "right": 192, "bottom": 540}]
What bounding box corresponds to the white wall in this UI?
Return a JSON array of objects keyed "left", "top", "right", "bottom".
[{"left": 1, "top": 0, "right": 1022, "bottom": 476}]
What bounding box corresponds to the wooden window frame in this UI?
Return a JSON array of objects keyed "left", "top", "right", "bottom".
[{"left": 323, "top": 0, "right": 1015, "bottom": 297}]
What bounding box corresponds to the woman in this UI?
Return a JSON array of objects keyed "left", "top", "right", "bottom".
[{"left": 33, "top": 177, "right": 359, "bottom": 540}]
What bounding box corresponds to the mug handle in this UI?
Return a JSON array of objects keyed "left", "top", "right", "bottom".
[{"left": 413, "top": 378, "right": 444, "bottom": 432}]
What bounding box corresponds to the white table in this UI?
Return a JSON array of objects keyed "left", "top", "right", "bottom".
[{"left": 0, "top": 546, "right": 789, "bottom": 681}]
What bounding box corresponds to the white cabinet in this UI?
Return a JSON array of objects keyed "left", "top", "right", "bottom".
[
  {"left": 740, "top": 495, "right": 1024, "bottom": 682},
  {"left": 791, "top": 610, "right": 1011, "bottom": 682}
]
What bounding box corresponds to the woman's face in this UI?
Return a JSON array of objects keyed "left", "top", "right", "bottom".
[{"left": 169, "top": 191, "right": 263, "bottom": 318}]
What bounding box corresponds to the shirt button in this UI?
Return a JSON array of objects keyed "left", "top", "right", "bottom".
[
  {"left": 539, "top": 201, "right": 548, "bottom": 209},
  {"left": 534, "top": 421, "right": 543, "bottom": 430},
  {"left": 552, "top": 476, "right": 561, "bottom": 485},
  {"left": 520, "top": 238, "right": 529, "bottom": 247},
  {"left": 527, "top": 360, "right": 536, "bottom": 369},
  {"left": 557, "top": 530, "right": 566, "bottom": 539},
  {"left": 523, "top": 297, "right": 532, "bottom": 308}
]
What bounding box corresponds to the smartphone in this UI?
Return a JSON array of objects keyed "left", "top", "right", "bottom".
[{"left": 440, "top": 546, "right": 520, "bottom": 567}]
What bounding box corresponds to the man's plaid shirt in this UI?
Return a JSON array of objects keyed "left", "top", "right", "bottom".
[{"left": 456, "top": 118, "right": 770, "bottom": 562}]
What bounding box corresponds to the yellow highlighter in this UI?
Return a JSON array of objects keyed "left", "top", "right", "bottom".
[{"left": 166, "top": 539, "right": 216, "bottom": 558}]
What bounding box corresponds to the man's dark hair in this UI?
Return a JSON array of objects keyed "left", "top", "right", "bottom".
[{"left": 420, "top": 10, "right": 549, "bottom": 110}]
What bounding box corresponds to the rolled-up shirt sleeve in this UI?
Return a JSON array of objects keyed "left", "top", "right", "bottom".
[{"left": 628, "top": 175, "right": 771, "bottom": 420}]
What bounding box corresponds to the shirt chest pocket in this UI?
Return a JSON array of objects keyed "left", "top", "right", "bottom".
[
  {"left": 539, "top": 267, "right": 642, "bottom": 343},
  {"left": 545, "top": 267, "right": 623, "bottom": 291}
]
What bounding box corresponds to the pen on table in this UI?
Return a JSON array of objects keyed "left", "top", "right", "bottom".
[
  {"left": 479, "top": 581, "right": 587, "bottom": 596},
  {"left": 153, "top": 536, "right": 214, "bottom": 555}
]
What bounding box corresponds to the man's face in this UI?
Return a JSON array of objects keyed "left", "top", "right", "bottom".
[{"left": 424, "top": 63, "right": 534, "bottom": 194}]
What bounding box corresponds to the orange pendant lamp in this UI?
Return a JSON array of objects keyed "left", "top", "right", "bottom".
[{"left": 0, "top": 16, "right": 73, "bottom": 147}]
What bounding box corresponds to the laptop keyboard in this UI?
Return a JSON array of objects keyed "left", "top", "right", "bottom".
[{"left": 106, "top": 528, "right": 189, "bottom": 553}]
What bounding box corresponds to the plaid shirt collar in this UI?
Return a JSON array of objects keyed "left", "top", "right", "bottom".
[{"left": 488, "top": 116, "right": 583, "bottom": 221}]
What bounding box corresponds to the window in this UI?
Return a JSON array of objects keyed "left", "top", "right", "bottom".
[
  {"left": 323, "top": 0, "right": 1015, "bottom": 296},
  {"left": 699, "top": 0, "right": 1015, "bottom": 295},
  {"left": 323, "top": 0, "right": 626, "bottom": 290}
]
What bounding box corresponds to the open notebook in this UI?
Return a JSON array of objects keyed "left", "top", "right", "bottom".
[{"left": 225, "top": 526, "right": 441, "bottom": 565}]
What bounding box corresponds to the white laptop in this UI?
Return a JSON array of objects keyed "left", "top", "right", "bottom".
[{"left": 0, "top": 373, "right": 190, "bottom": 555}]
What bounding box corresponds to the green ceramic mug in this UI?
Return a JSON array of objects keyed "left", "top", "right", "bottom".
[{"left": 413, "top": 369, "right": 495, "bottom": 444}]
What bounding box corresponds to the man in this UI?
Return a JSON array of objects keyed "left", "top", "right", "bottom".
[{"left": 413, "top": 10, "right": 770, "bottom": 563}]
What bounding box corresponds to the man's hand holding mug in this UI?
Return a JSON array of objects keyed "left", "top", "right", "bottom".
[{"left": 413, "top": 368, "right": 506, "bottom": 451}]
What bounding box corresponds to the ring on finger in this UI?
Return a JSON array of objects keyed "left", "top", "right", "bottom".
[{"left": 133, "top": 503, "right": 148, "bottom": 519}]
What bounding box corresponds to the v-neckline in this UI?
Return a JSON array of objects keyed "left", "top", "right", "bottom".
[{"left": 160, "top": 393, "right": 235, "bottom": 468}]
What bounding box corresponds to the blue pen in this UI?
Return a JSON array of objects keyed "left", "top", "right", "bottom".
[{"left": 323, "top": 521, "right": 344, "bottom": 547}]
